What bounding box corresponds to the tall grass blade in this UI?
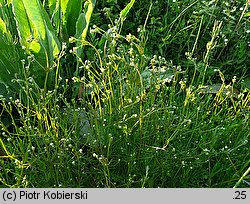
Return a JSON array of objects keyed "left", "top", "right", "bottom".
[{"left": 234, "top": 167, "right": 250, "bottom": 188}]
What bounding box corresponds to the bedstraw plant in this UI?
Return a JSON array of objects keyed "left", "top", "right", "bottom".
[{"left": 0, "top": 0, "right": 249, "bottom": 187}]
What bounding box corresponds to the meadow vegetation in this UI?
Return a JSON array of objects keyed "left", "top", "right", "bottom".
[{"left": 0, "top": 0, "right": 249, "bottom": 187}]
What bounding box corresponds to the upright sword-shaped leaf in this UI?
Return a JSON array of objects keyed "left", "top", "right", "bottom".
[
  {"left": 120, "top": 0, "right": 135, "bottom": 22},
  {"left": 74, "top": 0, "right": 96, "bottom": 76}
]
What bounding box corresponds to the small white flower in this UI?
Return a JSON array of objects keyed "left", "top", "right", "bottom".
[
  {"left": 100, "top": 67, "right": 105, "bottom": 73},
  {"left": 132, "top": 114, "right": 138, "bottom": 118},
  {"left": 232, "top": 76, "right": 236, "bottom": 83}
]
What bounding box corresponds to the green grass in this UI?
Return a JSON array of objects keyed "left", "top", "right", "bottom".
[{"left": 0, "top": 0, "right": 249, "bottom": 188}]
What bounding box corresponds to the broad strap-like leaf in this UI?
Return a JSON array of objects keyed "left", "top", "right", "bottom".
[
  {"left": 75, "top": 0, "right": 95, "bottom": 41},
  {"left": 81, "top": 0, "right": 95, "bottom": 41},
  {"left": 47, "top": 0, "right": 60, "bottom": 34},
  {"left": 242, "top": 77, "right": 250, "bottom": 90},
  {"left": 0, "top": 17, "right": 7, "bottom": 33},
  {"left": 0, "top": 34, "right": 23, "bottom": 95},
  {"left": 75, "top": 13, "right": 86, "bottom": 40},
  {"left": 74, "top": 0, "right": 95, "bottom": 65},
  {"left": 120, "top": 0, "right": 135, "bottom": 21},
  {"left": 12, "top": 0, "right": 34, "bottom": 50},
  {"left": 46, "top": 0, "right": 83, "bottom": 38},
  {"left": 199, "top": 83, "right": 239, "bottom": 98},
  {"left": 12, "top": 0, "right": 61, "bottom": 68},
  {"left": 61, "top": 0, "right": 83, "bottom": 37},
  {"left": 48, "top": 0, "right": 57, "bottom": 15}
]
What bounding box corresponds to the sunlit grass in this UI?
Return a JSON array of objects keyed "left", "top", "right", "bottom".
[{"left": 0, "top": 0, "right": 249, "bottom": 188}]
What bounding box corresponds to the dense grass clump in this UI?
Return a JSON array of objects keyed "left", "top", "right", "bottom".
[{"left": 0, "top": 0, "right": 249, "bottom": 187}]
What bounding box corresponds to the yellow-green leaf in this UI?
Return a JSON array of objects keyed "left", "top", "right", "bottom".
[
  {"left": 120, "top": 0, "right": 135, "bottom": 20},
  {"left": 12, "top": 0, "right": 61, "bottom": 66},
  {"left": 12, "top": 0, "right": 61, "bottom": 89},
  {"left": 0, "top": 17, "right": 7, "bottom": 34},
  {"left": 80, "top": 0, "right": 95, "bottom": 41},
  {"left": 61, "top": 0, "right": 83, "bottom": 36},
  {"left": 244, "top": 12, "right": 250, "bottom": 17}
]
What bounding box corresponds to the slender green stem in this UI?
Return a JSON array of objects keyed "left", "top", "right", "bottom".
[{"left": 234, "top": 167, "right": 250, "bottom": 188}]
